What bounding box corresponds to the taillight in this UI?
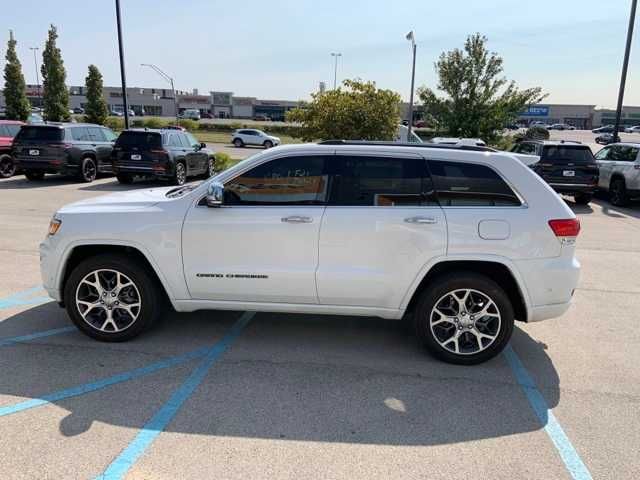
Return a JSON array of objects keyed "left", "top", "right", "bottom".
[{"left": 548, "top": 219, "right": 580, "bottom": 237}]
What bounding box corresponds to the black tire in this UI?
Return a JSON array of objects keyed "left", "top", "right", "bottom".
[
  {"left": 233, "top": 138, "right": 244, "bottom": 148},
  {"left": 63, "top": 254, "right": 160, "bottom": 342},
  {"left": 263, "top": 140, "right": 273, "bottom": 149},
  {"left": 24, "top": 170, "right": 45, "bottom": 181},
  {"left": 79, "top": 157, "right": 97, "bottom": 183},
  {"left": 116, "top": 173, "right": 134, "bottom": 184},
  {"left": 172, "top": 161, "right": 187, "bottom": 186},
  {"left": 413, "top": 272, "right": 514, "bottom": 365},
  {"left": 204, "top": 156, "right": 215, "bottom": 178},
  {"left": 610, "top": 177, "right": 629, "bottom": 206},
  {"left": 573, "top": 193, "right": 593, "bottom": 205},
  {"left": 0, "top": 154, "right": 16, "bottom": 179}
]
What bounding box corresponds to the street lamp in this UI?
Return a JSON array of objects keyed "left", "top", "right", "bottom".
[
  {"left": 406, "top": 31, "right": 417, "bottom": 142},
  {"left": 330, "top": 52, "right": 342, "bottom": 89},
  {"left": 613, "top": 0, "right": 638, "bottom": 142},
  {"left": 141, "top": 63, "right": 178, "bottom": 123},
  {"left": 29, "top": 47, "right": 40, "bottom": 106}
]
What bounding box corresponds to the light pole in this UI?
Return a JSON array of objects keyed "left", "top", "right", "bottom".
[
  {"left": 330, "top": 52, "right": 342, "bottom": 89},
  {"left": 115, "top": 0, "right": 130, "bottom": 128},
  {"left": 141, "top": 63, "right": 178, "bottom": 123},
  {"left": 29, "top": 47, "right": 40, "bottom": 107},
  {"left": 406, "top": 31, "right": 417, "bottom": 142},
  {"left": 614, "top": 0, "right": 637, "bottom": 142}
]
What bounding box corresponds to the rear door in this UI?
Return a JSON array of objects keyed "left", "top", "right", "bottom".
[
  {"left": 612, "top": 145, "right": 640, "bottom": 190},
  {"left": 86, "top": 126, "right": 112, "bottom": 169},
  {"left": 316, "top": 152, "right": 447, "bottom": 310},
  {"left": 539, "top": 145, "right": 598, "bottom": 189}
]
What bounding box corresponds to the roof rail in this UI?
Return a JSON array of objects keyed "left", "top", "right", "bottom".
[{"left": 317, "top": 140, "right": 495, "bottom": 152}]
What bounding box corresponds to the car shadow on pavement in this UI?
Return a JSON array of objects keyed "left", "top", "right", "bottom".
[
  {"left": 0, "top": 174, "right": 84, "bottom": 190},
  {"left": 592, "top": 198, "right": 640, "bottom": 219},
  {"left": 0, "top": 303, "right": 559, "bottom": 447}
]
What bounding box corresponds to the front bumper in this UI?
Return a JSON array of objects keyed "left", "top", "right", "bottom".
[{"left": 39, "top": 236, "right": 62, "bottom": 302}]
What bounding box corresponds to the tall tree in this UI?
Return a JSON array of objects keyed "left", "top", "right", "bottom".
[
  {"left": 287, "top": 79, "right": 401, "bottom": 141},
  {"left": 41, "top": 25, "right": 69, "bottom": 122},
  {"left": 418, "top": 33, "right": 545, "bottom": 142},
  {"left": 3, "top": 30, "right": 30, "bottom": 121},
  {"left": 84, "top": 64, "right": 108, "bottom": 125}
]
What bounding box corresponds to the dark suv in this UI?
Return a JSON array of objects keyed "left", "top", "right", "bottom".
[
  {"left": 12, "top": 123, "right": 118, "bottom": 182},
  {"left": 112, "top": 129, "right": 215, "bottom": 185},
  {"left": 511, "top": 140, "right": 599, "bottom": 204}
]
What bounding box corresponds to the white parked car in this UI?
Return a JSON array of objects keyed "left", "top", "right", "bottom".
[
  {"left": 40, "top": 142, "right": 580, "bottom": 364},
  {"left": 594, "top": 142, "right": 640, "bottom": 206},
  {"left": 231, "top": 129, "right": 280, "bottom": 148},
  {"left": 624, "top": 125, "right": 640, "bottom": 133}
]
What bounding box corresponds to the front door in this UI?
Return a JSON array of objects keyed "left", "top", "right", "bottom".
[
  {"left": 316, "top": 152, "right": 447, "bottom": 309},
  {"left": 182, "top": 154, "right": 329, "bottom": 304}
]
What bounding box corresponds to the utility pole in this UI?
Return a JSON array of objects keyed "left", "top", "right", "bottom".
[
  {"left": 330, "top": 52, "right": 342, "bottom": 89},
  {"left": 406, "top": 31, "right": 417, "bottom": 142},
  {"left": 115, "top": 0, "right": 130, "bottom": 128},
  {"left": 614, "top": 0, "right": 637, "bottom": 142},
  {"left": 29, "top": 47, "right": 40, "bottom": 106}
]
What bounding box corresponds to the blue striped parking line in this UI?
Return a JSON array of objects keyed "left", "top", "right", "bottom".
[
  {"left": 95, "top": 312, "right": 254, "bottom": 480},
  {"left": 504, "top": 345, "right": 593, "bottom": 480},
  {"left": 0, "top": 326, "right": 76, "bottom": 347},
  {"left": 0, "top": 286, "right": 50, "bottom": 310}
]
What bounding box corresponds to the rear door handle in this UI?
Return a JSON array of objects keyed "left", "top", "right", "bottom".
[
  {"left": 404, "top": 216, "right": 437, "bottom": 224},
  {"left": 282, "top": 215, "right": 313, "bottom": 224}
]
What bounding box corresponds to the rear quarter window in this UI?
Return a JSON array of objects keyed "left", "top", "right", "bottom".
[{"left": 428, "top": 160, "right": 521, "bottom": 207}]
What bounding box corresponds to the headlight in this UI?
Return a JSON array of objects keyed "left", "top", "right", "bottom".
[{"left": 48, "top": 217, "right": 62, "bottom": 236}]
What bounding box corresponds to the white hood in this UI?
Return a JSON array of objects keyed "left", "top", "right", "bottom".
[{"left": 58, "top": 186, "right": 180, "bottom": 214}]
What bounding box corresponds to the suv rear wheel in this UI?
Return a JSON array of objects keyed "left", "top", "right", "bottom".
[
  {"left": 233, "top": 138, "right": 244, "bottom": 148},
  {"left": 24, "top": 170, "right": 45, "bottom": 181},
  {"left": 0, "top": 154, "right": 16, "bottom": 178},
  {"left": 610, "top": 177, "right": 629, "bottom": 206},
  {"left": 413, "top": 272, "right": 514, "bottom": 365},
  {"left": 63, "top": 254, "right": 160, "bottom": 342},
  {"left": 79, "top": 157, "right": 97, "bottom": 183},
  {"left": 173, "top": 162, "right": 187, "bottom": 185},
  {"left": 574, "top": 193, "right": 593, "bottom": 205}
]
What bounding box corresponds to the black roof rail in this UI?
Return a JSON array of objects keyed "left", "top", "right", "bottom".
[{"left": 317, "top": 140, "right": 496, "bottom": 152}]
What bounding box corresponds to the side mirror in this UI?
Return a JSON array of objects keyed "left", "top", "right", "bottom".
[
  {"left": 200, "top": 142, "right": 206, "bottom": 149},
  {"left": 205, "top": 182, "right": 224, "bottom": 207}
]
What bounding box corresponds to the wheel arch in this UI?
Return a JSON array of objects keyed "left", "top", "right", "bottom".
[
  {"left": 58, "top": 243, "right": 174, "bottom": 309},
  {"left": 610, "top": 172, "right": 626, "bottom": 186},
  {"left": 402, "top": 258, "right": 529, "bottom": 323}
]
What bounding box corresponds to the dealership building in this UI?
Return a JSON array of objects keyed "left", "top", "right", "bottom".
[{"left": 516, "top": 103, "right": 640, "bottom": 129}]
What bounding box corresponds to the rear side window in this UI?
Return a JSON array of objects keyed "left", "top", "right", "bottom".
[
  {"left": 70, "top": 127, "right": 90, "bottom": 141},
  {"left": 87, "top": 127, "right": 106, "bottom": 142},
  {"left": 542, "top": 146, "right": 594, "bottom": 164},
  {"left": 328, "top": 155, "right": 437, "bottom": 206},
  {"left": 115, "top": 131, "right": 162, "bottom": 149},
  {"left": 15, "top": 126, "right": 63, "bottom": 142},
  {"left": 428, "top": 160, "right": 521, "bottom": 207},
  {"left": 609, "top": 145, "right": 639, "bottom": 162}
]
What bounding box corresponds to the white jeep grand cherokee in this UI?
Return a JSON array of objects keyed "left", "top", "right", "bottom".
[{"left": 40, "top": 142, "right": 580, "bottom": 364}]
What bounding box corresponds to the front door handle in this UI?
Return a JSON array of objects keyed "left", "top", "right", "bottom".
[
  {"left": 282, "top": 215, "right": 313, "bottom": 224},
  {"left": 404, "top": 216, "right": 437, "bottom": 224}
]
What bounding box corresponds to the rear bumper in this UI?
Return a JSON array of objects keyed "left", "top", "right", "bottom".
[
  {"left": 113, "top": 163, "right": 175, "bottom": 179},
  {"left": 548, "top": 183, "right": 597, "bottom": 195}
]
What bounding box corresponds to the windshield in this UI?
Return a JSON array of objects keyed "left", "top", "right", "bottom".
[
  {"left": 115, "top": 131, "right": 162, "bottom": 149},
  {"left": 15, "top": 126, "right": 63, "bottom": 142},
  {"left": 542, "top": 146, "right": 594, "bottom": 164}
]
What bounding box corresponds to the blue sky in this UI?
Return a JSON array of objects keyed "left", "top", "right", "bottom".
[{"left": 2, "top": 0, "right": 639, "bottom": 107}]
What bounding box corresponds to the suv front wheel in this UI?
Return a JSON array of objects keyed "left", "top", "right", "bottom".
[
  {"left": 63, "top": 254, "right": 160, "bottom": 342},
  {"left": 173, "top": 162, "right": 187, "bottom": 185},
  {"left": 413, "top": 272, "right": 514, "bottom": 365}
]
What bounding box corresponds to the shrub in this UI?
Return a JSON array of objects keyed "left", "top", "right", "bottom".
[
  {"left": 214, "top": 152, "right": 236, "bottom": 172},
  {"left": 524, "top": 125, "right": 549, "bottom": 140},
  {"left": 177, "top": 119, "right": 199, "bottom": 131},
  {"left": 229, "top": 122, "right": 243, "bottom": 130},
  {"left": 104, "top": 116, "right": 124, "bottom": 131},
  {"left": 143, "top": 117, "right": 166, "bottom": 129},
  {"left": 489, "top": 135, "right": 516, "bottom": 151},
  {"left": 131, "top": 119, "right": 145, "bottom": 128}
]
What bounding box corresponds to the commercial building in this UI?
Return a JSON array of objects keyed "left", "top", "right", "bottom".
[{"left": 516, "top": 103, "right": 640, "bottom": 129}]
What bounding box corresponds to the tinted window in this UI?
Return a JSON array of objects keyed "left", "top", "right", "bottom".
[
  {"left": 15, "top": 126, "right": 64, "bottom": 142},
  {"left": 102, "top": 128, "right": 118, "bottom": 142},
  {"left": 328, "top": 155, "right": 436, "bottom": 206},
  {"left": 115, "top": 131, "right": 162, "bottom": 149},
  {"left": 70, "top": 127, "right": 90, "bottom": 141},
  {"left": 428, "top": 160, "right": 521, "bottom": 207},
  {"left": 87, "top": 127, "right": 106, "bottom": 142},
  {"left": 594, "top": 147, "right": 611, "bottom": 160},
  {"left": 542, "top": 146, "right": 594, "bottom": 164},
  {"left": 610, "top": 145, "right": 639, "bottom": 162},
  {"left": 513, "top": 142, "right": 537, "bottom": 155},
  {"left": 166, "top": 133, "right": 181, "bottom": 147},
  {"left": 0, "top": 124, "right": 21, "bottom": 137},
  {"left": 225, "top": 156, "right": 327, "bottom": 205},
  {"left": 185, "top": 132, "right": 199, "bottom": 147}
]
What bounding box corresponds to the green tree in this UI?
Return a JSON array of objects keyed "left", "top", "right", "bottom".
[
  {"left": 418, "top": 33, "right": 545, "bottom": 142},
  {"left": 286, "top": 79, "right": 401, "bottom": 141},
  {"left": 41, "top": 25, "right": 69, "bottom": 122},
  {"left": 3, "top": 30, "right": 30, "bottom": 121},
  {"left": 84, "top": 64, "right": 108, "bottom": 125}
]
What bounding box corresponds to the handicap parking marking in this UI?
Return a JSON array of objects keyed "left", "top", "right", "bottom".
[
  {"left": 0, "top": 326, "right": 76, "bottom": 347},
  {"left": 95, "top": 311, "right": 254, "bottom": 480},
  {"left": 0, "top": 286, "right": 49, "bottom": 310},
  {"left": 504, "top": 345, "right": 593, "bottom": 480}
]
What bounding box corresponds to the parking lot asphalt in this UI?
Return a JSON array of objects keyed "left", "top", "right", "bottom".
[{"left": 0, "top": 173, "right": 639, "bottom": 479}]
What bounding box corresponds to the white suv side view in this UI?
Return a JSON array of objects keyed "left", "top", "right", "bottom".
[
  {"left": 40, "top": 142, "right": 580, "bottom": 365},
  {"left": 594, "top": 142, "right": 640, "bottom": 206},
  {"left": 232, "top": 129, "right": 280, "bottom": 149}
]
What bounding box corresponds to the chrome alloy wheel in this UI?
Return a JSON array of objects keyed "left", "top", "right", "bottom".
[
  {"left": 429, "top": 289, "right": 501, "bottom": 355},
  {"left": 75, "top": 269, "right": 142, "bottom": 333}
]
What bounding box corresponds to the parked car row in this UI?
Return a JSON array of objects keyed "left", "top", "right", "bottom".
[{"left": 0, "top": 122, "right": 217, "bottom": 186}]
